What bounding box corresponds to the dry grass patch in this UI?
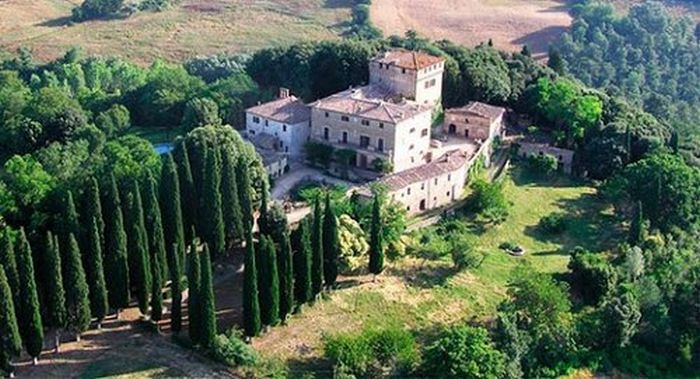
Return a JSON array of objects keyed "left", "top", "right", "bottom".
[{"left": 0, "top": 0, "right": 353, "bottom": 64}]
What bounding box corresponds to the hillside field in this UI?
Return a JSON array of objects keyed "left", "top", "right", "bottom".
[{"left": 0, "top": 0, "right": 353, "bottom": 64}]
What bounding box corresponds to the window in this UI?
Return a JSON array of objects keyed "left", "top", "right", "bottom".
[
  {"left": 409, "top": 144, "right": 414, "bottom": 150},
  {"left": 379, "top": 63, "right": 383, "bottom": 69},
  {"left": 264, "top": 120, "right": 269, "bottom": 126},
  {"left": 283, "top": 125, "right": 287, "bottom": 132},
  {"left": 342, "top": 131, "right": 348, "bottom": 144},
  {"left": 325, "top": 112, "right": 329, "bottom": 118},
  {"left": 253, "top": 116, "right": 260, "bottom": 124},
  {"left": 447, "top": 191, "right": 450, "bottom": 196},
  {"left": 421, "top": 129, "right": 428, "bottom": 137},
  {"left": 407, "top": 187, "right": 411, "bottom": 195},
  {"left": 377, "top": 138, "right": 384, "bottom": 152},
  {"left": 249, "top": 130, "right": 256, "bottom": 135},
  {"left": 402, "top": 68, "right": 406, "bottom": 74},
  {"left": 360, "top": 135, "right": 370, "bottom": 148},
  {"left": 406, "top": 206, "right": 411, "bottom": 211},
  {"left": 434, "top": 178, "right": 438, "bottom": 185},
  {"left": 324, "top": 127, "right": 329, "bottom": 140},
  {"left": 361, "top": 119, "right": 370, "bottom": 126},
  {"left": 421, "top": 183, "right": 425, "bottom": 190},
  {"left": 285, "top": 146, "right": 288, "bottom": 153},
  {"left": 410, "top": 127, "right": 415, "bottom": 133},
  {"left": 341, "top": 115, "right": 350, "bottom": 122},
  {"left": 448, "top": 174, "right": 452, "bottom": 181},
  {"left": 379, "top": 123, "right": 384, "bottom": 129}
]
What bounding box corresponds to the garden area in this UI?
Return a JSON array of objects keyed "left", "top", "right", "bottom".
[{"left": 248, "top": 164, "right": 623, "bottom": 376}]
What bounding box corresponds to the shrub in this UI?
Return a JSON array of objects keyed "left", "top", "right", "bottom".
[
  {"left": 422, "top": 324, "right": 506, "bottom": 379},
  {"left": 371, "top": 158, "right": 393, "bottom": 173},
  {"left": 211, "top": 330, "right": 258, "bottom": 367},
  {"left": 139, "top": 0, "right": 174, "bottom": 12},
  {"left": 499, "top": 241, "right": 517, "bottom": 251},
  {"left": 304, "top": 141, "right": 334, "bottom": 168},
  {"left": 568, "top": 248, "right": 617, "bottom": 305},
  {"left": 72, "top": 0, "right": 125, "bottom": 21},
  {"left": 324, "top": 326, "right": 418, "bottom": 377},
  {"left": 539, "top": 213, "right": 567, "bottom": 234},
  {"left": 469, "top": 178, "right": 509, "bottom": 224},
  {"left": 527, "top": 154, "right": 558, "bottom": 176},
  {"left": 449, "top": 235, "right": 481, "bottom": 270}
]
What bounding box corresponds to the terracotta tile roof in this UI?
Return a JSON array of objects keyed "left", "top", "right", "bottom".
[
  {"left": 310, "top": 85, "right": 433, "bottom": 123},
  {"left": 373, "top": 49, "right": 445, "bottom": 71},
  {"left": 246, "top": 96, "right": 310, "bottom": 124},
  {"left": 378, "top": 150, "right": 470, "bottom": 192},
  {"left": 448, "top": 101, "right": 506, "bottom": 120}
]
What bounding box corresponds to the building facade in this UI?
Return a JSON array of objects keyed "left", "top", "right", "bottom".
[
  {"left": 369, "top": 50, "right": 445, "bottom": 105},
  {"left": 517, "top": 142, "right": 575, "bottom": 174},
  {"left": 444, "top": 101, "right": 506, "bottom": 142},
  {"left": 310, "top": 86, "right": 433, "bottom": 173},
  {"left": 245, "top": 88, "right": 311, "bottom": 157}
]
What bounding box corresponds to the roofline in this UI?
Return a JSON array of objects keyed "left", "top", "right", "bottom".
[
  {"left": 310, "top": 103, "right": 433, "bottom": 125},
  {"left": 245, "top": 110, "right": 310, "bottom": 125}
]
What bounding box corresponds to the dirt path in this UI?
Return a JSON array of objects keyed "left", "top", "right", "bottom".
[{"left": 371, "top": 0, "right": 572, "bottom": 58}]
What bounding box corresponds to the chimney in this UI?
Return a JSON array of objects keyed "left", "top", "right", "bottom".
[{"left": 279, "top": 87, "right": 290, "bottom": 99}]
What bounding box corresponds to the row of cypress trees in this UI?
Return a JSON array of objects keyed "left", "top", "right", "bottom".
[
  {"left": 241, "top": 188, "right": 355, "bottom": 338},
  {"left": 0, "top": 139, "right": 256, "bottom": 375}
]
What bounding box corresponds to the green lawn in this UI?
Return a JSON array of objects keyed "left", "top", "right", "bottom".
[
  {"left": 252, "top": 165, "right": 622, "bottom": 375},
  {"left": 129, "top": 127, "right": 181, "bottom": 145}
]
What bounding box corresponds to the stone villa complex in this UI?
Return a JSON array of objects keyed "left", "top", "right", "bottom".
[{"left": 245, "top": 50, "right": 506, "bottom": 214}]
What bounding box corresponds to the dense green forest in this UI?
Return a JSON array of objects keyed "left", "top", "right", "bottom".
[{"left": 556, "top": 0, "right": 700, "bottom": 164}]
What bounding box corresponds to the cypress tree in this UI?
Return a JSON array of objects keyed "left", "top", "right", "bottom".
[
  {"left": 368, "top": 196, "right": 384, "bottom": 278},
  {"left": 104, "top": 174, "right": 130, "bottom": 315},
  {"left": 150, "top": 243, "right": 163, "bottom": 324},
  {"left": 58, "top": 191, "right": 80, "bottom": 256},
  {"left": 82, "top": 177, "right": 105, "bottom": 251},
  {"left": 292, "top": 219, "right": 312, "bottom": 307},
  {"left": 236, "top": 159, "right": 253, "bottom": 233},
  {"left": 259, "top": 235, "right": 280, "bottom": 327},
  {"left": 629, "top": 201, "right": 644, "bottom": 245},
  {"left": 311, "top": 196, "right": 324, "bottom": 297},
  {"left": 63, "top": 233, "right": 91, "bottom": 340},
  {"left": 43, "top": 232, "right": 66, "bottom": 330},
  {"left": 16, "top": 228, "right": 43, "bottom": 362},
  {"left": 670, "top": 130, "right": 680, "bottom": 154},
  {"left": 126, "top": 182, "right": 151, "bottom": 316},
  {"left": 203, "top": 148, "right": 225, "bottom": 258},
  {"left": 258, "top": 181, "right": 270, "bottom": 236},
  {"left": 279, "top": 230, "right": 294, "bottom": 321},
  {"left": 242, "top": 229, "right": 261, "bottom": 337},
  {"left": 144, "top": 174, "right": 169, "bottom": 281},
  {"left": 85, "top": 217, "right": 108, "bottom": 327},
  {"left": 160, "top": 153, "right": 186, "bottom": 277},
  {"left": 170, "top": 243, "right": 183, "bottom": 334},
  {"left": 322, "top": 193, "right": 339, "bottom": 288},
  {"left": 187, "top": 240, "right": 201, "bottom": 345},
  {"left": 0, "top": 230, "right": 19, "bottom": 312},
  {"left": 198, "top": 244, "right": 217, "bottom": 348},
  {"left": 220, "top": 149, "right": 243, "bottom": 246},
  {"left": 174, "top": 140, "right": 197, "bottom": 244},
  {"left": 0, "top": 266, "right": 21, "bottom": 377}
]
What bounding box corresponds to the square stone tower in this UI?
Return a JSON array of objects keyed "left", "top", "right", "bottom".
[{"left": 369, "top": 49, "right": 445, "bottom": 105}]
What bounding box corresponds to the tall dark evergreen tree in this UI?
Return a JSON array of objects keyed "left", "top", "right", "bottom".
[
  {"left": 322, "top": 193, "right": 339, "bottom": 288},
  {"left": 43, "top": 232, "right": 66, "bottom": 330},
  {"left": 85, "top": 217, "right": 108, "bottom": 327},
  {"left": 63, "top": 233, "right": 91, "bottom": 340},
  {"left": 174, "top": 140, "right": 197, "bottom": 244},
  {"left": 243, "top": 227, "right": 261, "bottom": 338},
  {"left": 187, "top": 240, "right": 201, "bottom": 345},
  {"left": 198, "top": 244, "right": 217, "bottom": 348},
  {"left": 0, "top": 230, "right": 19, "bottom": 313},
  {"left": 0, "top": 266, "right": 21, "bottom": 377},
  {"left": 258, "top": 235, "right": 280, "bottom": 327},
  {"left": 104, "top": 174, "right": 130, "bottom": 315},
  {"left": 311, "top": 196, "right": 324, "bottom": 297},
  {"left": 368, "top": 196, "right": 384, "bottom": 278},
  {"left": 150, "top": 243, "right": 163, "bottom": 323},
  {"left": 58, "top": 191, "right": 80, "bottom": 256},
  {"left": 279, "top": 230, "right": 294, "bottom": 321},
  {"left": 144, "top": 174, "right": 169, "bottom": 281},
  {"left": 258, "top": 181, "right": 270, "bottom": 236},
  {"left": 160, "top": 153, "right": 186, "bottom": 276},
  {"left": 203, "top": 148, "right": 225, "bottom": 257},
  {"left": 237, "top": 159, "right": 254, "bottom": 233},
  {"left": 629, "top": 201, "right": 644, "bottom": 245},
  {"left": 547, "top": 46, "right": 565, "bottom": 74},
  {"left": 82, "top": 177, "right": 105, "bottom": 251},
  {"left": 292, "top": 219, "right": 312, "bottom": 307},
  {"left": 220, "top": 149, "right": 243, "bottom": 246},
  {"left": 16, "top": 228, "right": 43, "bottom": 362},
  {"left": 126, "top": 182, "right": 151, "bottom": 316},
  {"left": 169, "top": 243, "right": 183, "bottom": 334}
]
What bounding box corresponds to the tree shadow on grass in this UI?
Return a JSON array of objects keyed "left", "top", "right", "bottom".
[
  {"left": 524, "top": 191, "right": 622, "bottom": 252},
  {"left": 285, "top": 355, "right": 334, "bottom": 379},
  {"left": 387, "top": 261, "right": 457, "bottom": 289},
  {"left": 35, "top": 16, "right": 72, "bottom": 28}
]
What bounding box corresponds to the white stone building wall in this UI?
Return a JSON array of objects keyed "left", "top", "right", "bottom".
[{"left": 245, "top": 113, "right": 311, "bottom": 157}]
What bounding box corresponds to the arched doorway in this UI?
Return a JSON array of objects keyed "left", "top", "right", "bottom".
[{"left": 448, "top": 124, "right": 456, "bottom": 134}]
